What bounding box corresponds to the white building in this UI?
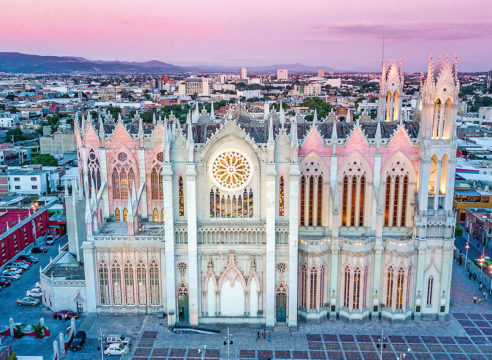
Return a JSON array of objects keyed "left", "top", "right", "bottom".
[
  {"left": 0, "top": 114, "right": 19, "bottom": 128},
  {"left": 277, "top": 69, "right": 288, "bottom": 81},
  {"left": 240, "top": 67, "right": 248, "bottom": 80},
  {"left": 7, "top": 168, "right": 61, "bottom": 195}
]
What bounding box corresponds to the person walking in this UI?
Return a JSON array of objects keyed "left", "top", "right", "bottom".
[
  {"left": 267, "top": 331, "right": 271, "bottom": 342},
  {"left": 479, "top": 281, "right": 483, "bottom": 291},
  {"left": 262, "top": 329, "right": 265, "bottom": 340},
  {"left": 484, "top": 291, "right": 488, "bottom": 301},
  {"left": 256, "top": 330, "right": 260, "bottom": 341}
]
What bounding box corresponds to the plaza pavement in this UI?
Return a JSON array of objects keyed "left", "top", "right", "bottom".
[{"left": 3, "top": 234, "right": 492, "bottom": 360}]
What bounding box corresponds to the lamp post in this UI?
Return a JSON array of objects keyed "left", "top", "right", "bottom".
[
  {"left": 465, "top": 242, "right": 470, "bottom": 271},
  {"left": 376, "top": 330, "right": 387, "bottom": 360},
  {"left": 479, "top": 248, "right": 485, "bottom": 281},
  {"left": 223, "top": 327, "right": 233, "bottom": 360},
  {"left": 198, "top": 345, "right": 207, "bottom": 360}
]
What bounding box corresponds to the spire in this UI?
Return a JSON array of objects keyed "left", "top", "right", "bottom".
[
  {"left": 152, "top": 112, "right": 156, "bottom": 125},
  {"left": 290, "top": 116, "right": 298, "bottom": 162},
  {"left": 210, "top": 100, "right": 215, "bottom": 121},
  {"left": 163, "top": 117, "right": 170, "bottom": 162},
  {"left": 375, "top": 120, "right": 382, "bottom": 147},
  {"left": 99, "top": 115, "right": 105, "bottom": 147},
  {"left": 117, "top": 113, "right": 123, "bottom": 124},
  {"left": 267, "top": 114, "right": 274, "bottom": 162},
  {"left": 312, "top": 109, "right": 318, "bottom": 125},
  {"left": 74, "top": 112, "right": 80, "bottom": 131},
  {"left": 331, "top": 121, "right": 338, "bottom": 141},
  {"left": 186, "top": 110, "right": 194, "bottom": 162},
  {"left": 131, "top": 180, "right": 137, "bottom": 209},
  {"left": 138, "top": 116, "right": 144, "bottom": 148},
  {"left": 90, "top": 179, "right": 97, "bottom": 208},
  {"left": 346, "top": 109, "right": 352, "bottom": 123},
  {"left": 64, "top": 182, "right": 69, "bottom": 197},
  {"left": 380, "top": 58, "right": 387, "bottom": 90},
  {"left": 263, "top": 101, "right": 269, "bottom": 121},
  {"left": 453, "top": 55, "right": 459, "bottom": 83},
  {"left": 85, "top": 188, "right": 92, "bottom": 224},
  {"left": 126, "top": 186, "right": 133, "bottom": 221},
  {"left": 279, "top": 100, "right": 286, "bottom": 125}
]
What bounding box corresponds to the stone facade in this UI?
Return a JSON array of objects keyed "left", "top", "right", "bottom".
[{"left": 59, "top": 57, "right": 458, "bottom": 328}]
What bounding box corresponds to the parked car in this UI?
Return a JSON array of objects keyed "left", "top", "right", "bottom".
[
  {"left": 3, "top": 267, "right": 23, "bottom": 274},
  {"left": 17, "top": 255, "right": 39, "bottom": 263},
  {"left": 104, "top": 343, "right": 128, "bottom": 356},
  {"left": 15, "top": 259, "right": 32, "bottom": 265},
  {"left": 7, "top": 262, "right": 29, "bottom": 270},
  {"left": 53, "top": 310, "right": 79, "bottom": 320},
  {"left": 16, "top": 296, "right": 40, "bottom": 306},
  {"left": 104, "top": 334, "right": 131, "bottom": 346},
  {"left": 0, "top": 278, "right": 11, "bottom": 287},
  {"left": 35, "top": 281, "right": 42, "bottom": 288},
  {"left": 26, "top": 288, "right": 42, "bottom": 298},
  {"left": 31, "top": 247, "right": 48, "bottom": 254},
  {"left": 70, "top": 331, "right": 87, "bottom": 351},
  {"left": 46, "top": 235, "right": 54, "bottom": 245},
  {"left": 2, "top": 272, "right": 21, "bottom": 280}
]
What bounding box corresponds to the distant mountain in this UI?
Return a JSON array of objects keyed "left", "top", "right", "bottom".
[
  {"left": 0, "top": 52, "right": 187, "bottom": 74},
  {"left": 0, "top": 52, "right": 336, "bottom": 74}
]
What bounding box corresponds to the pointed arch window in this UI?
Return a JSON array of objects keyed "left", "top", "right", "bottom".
[
  {"left": 300, "top": 264, "right": 307, "bottom": 308},
  {"left": 120, "top": 169, "right": 128, "bottom": 199},
  {"left": 396, "top": 267, "right": 405, "bottom": 310},
  {"left": 279, "top": 176, "right": 285, "bottom": 217},
  {"left": 359, "top": 175, "right": 365, "bottom": 226},
  {"left": 363, "top": 266, "right": 369, "bottom": 308},
  {"left": 384, "top": 175, "right": 391, "bottom": 226},
  {"left": 392, "top": 175, "right": 400, "bottom": 227},
  {"left": 137, "top": 262, "right": 147, "bottom": 305},
  {"left": 342, "top": 175, "right": 348, "bottom": 226},
  {"left": 112, "top": 263, "right": 122, "bottom": 305},
  {"left": 115, "top": 208, "right": 120, "bottom": 221},
  {"left": 161, "top": 208, "right": 165, "bottom": 222},
  {"left": 149, "top": 262, "right": 160, "bottom": 305},
  {"left": 384, "top": 161, "right": 411, "bottom": 227},
  {"left": 209, "top": 188, "right": 253, "bottom": 218},
  {"left": 124, "top": 262, "right": 134, "bottom": 305},
  {"left": 386, "top": 266, "right": 394, "bottom": 308},
  {"left": 87, "top": 149, "right": 101, "bottom": 196},
  {"left": 310, "top": 266, "right": 318, "bottom": 309},
  {"left": 320, "top": 265, "right": 326, "bottom": 307},
  {"left": 178, "top": 176, "right": 184, "bottom": 216},
  {"left": 353, "top": 268, "right": 361, "bottom": 310},
  {"left": 342, "top": 160, "right": 368, "bottom": 227},
  {"left": 123, "top": 208, "right": 128, "bottom": 222},
  {"left": 343, "top": 266, "right": 350, "bottom": 308},
  {"left": 300, "top": 160, "right": 324, "bottom": 227},
  {"left": 98, "top": 263, "right": 109, "bottom": 305},
  {"left": 317, "top": 176, "right": 323, "bottom": 225},
  {"left": 151, "top": 167, "right": 159, "bottom": 200},
  {"left": 112, "top": 169, "right": 120, "bottom": 199},
  {"left": 153, "top": 208, "right": 159, "bottom": 222},
  {"left": 401, "top": 175, "right": 408, "bottom": 226},
  {"left": 300, "top": 176, "right": 306, "bottom": 226},
  {"left": 426, "top": 276, "right": 434, "bottom": 305}
]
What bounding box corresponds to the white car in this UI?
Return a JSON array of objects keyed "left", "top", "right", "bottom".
[
  {"left": 103, "top": 343, "right": 128, "bottom": 356},
  {"left": 8, "top": 262, "right": 29, "bottom": 270},
  {"left": 3, "top": 267, "right": 23, "bottom": 274},
  {"left": 35, "top": 281, "right": 41, "bottom": 288},
  {"left": 26, "top": 288, "right": 42, "bottom": 298},
  {"left": 16, "top": 296, "right": 41, "bottom": 306},
  {"left": 2, "top": 272, "right": 21, "bottom": 280},
  {"left": 104, "top": 334, "right": 131, "bottom": 346}
]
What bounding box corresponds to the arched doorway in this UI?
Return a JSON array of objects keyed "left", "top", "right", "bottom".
[
  {"left": 276, "top": 293, "right": 287, "bottom": 323},
  {"left": 177, "top": 283, "right": 189, "bottom": 323}
]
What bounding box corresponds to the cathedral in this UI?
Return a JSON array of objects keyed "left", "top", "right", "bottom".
[{"left": 51, "top": 56, "right": 458, "bottom": 328}]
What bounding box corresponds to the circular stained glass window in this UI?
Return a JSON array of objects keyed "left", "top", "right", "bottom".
[
  {"left": 211, "top": 150, "right": 252, "bottom": 190},
  {"left": 118, "top": 152, "right": 127, "bottom": 162}
]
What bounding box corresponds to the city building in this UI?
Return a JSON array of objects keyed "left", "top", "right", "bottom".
[
  {"left": 39, "top": 132, "right": 76, "bottom": 156},
  {"left": 182, "top": 78, "right": 210, "bottom": 97},
  {"left": 43, "top": 57, "right": 458, "bottom": 328},
  {"left": 276, "top": 69, "right": 288, "bottom": 81},
  {"left": 240, "top": 67, "right": 248, "bottom": 80},
  {"left": 317, "top": 70, "right": 325, "bottom": 78},
  {"left": 7, "top": 167, "right": 61, "bottom": 195},
  {"left": 465, "top": 207, "right": 492, "bottom": 250},
  {"left": 454, "top": 187, "right": 492, "bottom": 221}
]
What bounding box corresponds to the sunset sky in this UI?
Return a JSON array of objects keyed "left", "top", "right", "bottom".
[{"left": 1, "top": 0, "right": 491, "bottom": 71}]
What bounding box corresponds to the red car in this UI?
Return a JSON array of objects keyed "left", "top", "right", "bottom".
[
  {"left": 16, "top": 259, "right": 32, "bottom": 265},
  {"left": 31, "top": 247, "right": 48, "bottom": 254},
  {"left": 54, "top": 310, "right": 79, "bottom": 320},
  {"left": 0, "top": 279, "right": 11, "bottom": 287}
]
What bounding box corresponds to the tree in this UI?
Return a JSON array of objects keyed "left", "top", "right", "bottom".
[
  {"left": 6, "top": 127, "right": 25, "bottom": 142},
  {"left": 31, "top": 154, "right": 58, "bottom": 167}
]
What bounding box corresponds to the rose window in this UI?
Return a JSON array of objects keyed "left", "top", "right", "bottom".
[{"left": 211, "top": 151, "right": 251, "bottom": 190}]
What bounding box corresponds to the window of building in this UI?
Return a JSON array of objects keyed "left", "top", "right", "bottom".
[
  {"left": 279, "top": 176, "right": 285, "bottom": 217},
  {"left": 150, "top": 262, "right": 160, "bottom": 306},
  {"left": 363, "top": 266, "right": 368, "bottom": 308},
  {"left": 112, "top": 263, "right": 122, "bottom": 305},
  {"left": 124, "top": 263, "right": 134, "bottom": 305},
  {"left": 353, "top": 268, "right": 361, "bottom": 310},
  {"left": 14, "top": 177, "right": 20, "bottom": 181},
  {"left": 300, "top": 264, "right": 307, "bottom": 308},
  {"left": 384, "top": 161, "right": 411, "bottom": 227},
  {"left": 32, "top": 185, "right": 37, "bottom": 190},
  {"left": 30, "top": 177, "right": 37, "bottom": 181},
  {"left": 320, "top": 265, "right": 325, "bottom": 307},
  {"left": 178, "top": 176, "right": 184, "bottom": 216},
  {"left": 87, "top": 149, "right": 101, "bottom": 195},
  {"left": 309, "top": 266, "right": 318, "bottom": 309},
  {"left": 13, "top": 235, "right": 18, "bottom": 252},
  {"left": 386, "top": 266, "right": 394, "bottom": 308},
  {"left": 123, "top": 208, "right": 128, "bottom": 222},
  {"left": 300, "top": 176, "right": 306, "bottom": 225},
  {"left": 426, "top": 276, "right": 434, "bottom": 305},
  {"left": 209, "top": 188, "right": 254, "bottom": 218},
  {"left": 99, "top": 263, "right": 109, "bottom": 305},
  {"left": 341, "top": 160, "right": 367, "bottom": 227},
  {"left": 151, "top": 166, "right": 163, "bottom": 200},
  {"left": 15, "top": 186, "right": 20, "bottom": 190},
  {"left": 299, "top": 160, "right": 324, "bottom": 227},
  {"left": 153, "top": 208, "right": 159, "bottom": 222},
  {"left": 137, "top": 262, "right": 147, "bottom": 305},
  {"left": 115, "top": 208, "right": 120, "bottom": 221},
  {"left": 343, "top": 266, "right": 350, "bottom": 308},
  {"left": 396, "top": 267, "right": 405, "bottom": 310}
]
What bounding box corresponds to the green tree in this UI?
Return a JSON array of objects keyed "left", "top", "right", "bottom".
[
  {"left": 6, "top": 127, "right": 25, "bottom": 142},
  {"left": 31, "top": 154, "right": 58, "bottom": 167},
  {"left": 301, "top": 97, "right": 332, "bottom": 120}
]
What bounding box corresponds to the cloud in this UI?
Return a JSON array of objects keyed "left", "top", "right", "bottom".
[{"left": 309, "top": 21, "right": 492, "bottom": 41}]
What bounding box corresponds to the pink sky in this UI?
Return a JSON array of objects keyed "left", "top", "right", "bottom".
[{"left": 1, "top": 0, "right": 491, "bottom": 71}]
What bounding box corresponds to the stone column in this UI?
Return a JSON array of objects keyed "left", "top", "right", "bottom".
[
  {"left": 288, "top": 163, "right": 300, "bottom": 328},
  {"left": 372, "top": 238, "right": 383, "bottom": 318},
  {"left": 414, "top": 242, "right": 426, "bottom": 320},
  {"left": 418, "top": 158, "right": 431, "bottom": 211},
  {"left": 444, "top": 158, "right": 456, "bottom": 210},
  {"left": 160, "top": 248, "right": 167, "bottom": 310},
  {"left": 82, "top": 241, "right": 97, "bottom": 312},
  {"left": 186, "top": 163, "right": 199, "bottom": 325},
  {"left": 162, "top": 164, "right": 176, "bottom": 325},
  {"left": 138, "top": 149, "right": 148, "bottom": 219},
  {"left": 329, "top": 240, "right": 339, "bottom": 318},
  {"left": 372, "top": 154, "right": 381, "bottom": 231},
  {"left": 439, "top": 244, "right": 454, "bottom": 317},
  {"left": 265, "top": 163, "right": 276, "bottom": 328}
]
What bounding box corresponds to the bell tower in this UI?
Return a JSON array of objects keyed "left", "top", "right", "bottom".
[
  {"left": 414, "top": 56, "right": 459, "bottom": 320},
  {"left": 377, "top": 59, "right": 404, "bottom": 122}
]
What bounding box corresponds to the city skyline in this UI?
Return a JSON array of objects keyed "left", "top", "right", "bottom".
[{"left": 1, "top": 0, "right": 491, "bottom": 72}]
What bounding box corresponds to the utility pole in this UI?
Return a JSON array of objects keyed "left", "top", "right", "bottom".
[{"left": 223, "top": 326, "right": 233, "bottom": 360}]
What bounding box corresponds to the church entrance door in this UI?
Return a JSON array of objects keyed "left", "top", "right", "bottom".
[
  {"left": 178, "top": 293, "right": 189, "bottom": 323},
  {"left": 276, "top": 293, "right": 287, "bottom": 323}
]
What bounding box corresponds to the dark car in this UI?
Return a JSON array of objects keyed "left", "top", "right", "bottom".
[
  {"left": 31, "top": 247, "right": 48, "bottom": 253},
  {"left": 0, "top": 278, "right": 11, "bottom": 287},
  {"left": 15, "top": 258, "right": 32, "bottom": 265},
  {"left": 70, "top": 331, "right": 86, "bottom": 351},
  {"left": 17, "top": 255, "right": 39, "bottom": 263}
]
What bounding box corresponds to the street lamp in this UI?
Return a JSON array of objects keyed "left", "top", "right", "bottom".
[
  {"left": 465, "top": 242, "right": 470, "bottom": 271},
  {"left": 198, "top": 345, "right": 207, "bottom": 360},
  {"left": 223, "top": 327, "right": 233, "bottom": 360},
  {"left": 479, "top": 249, "right": 485, "bottom": 281}
]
